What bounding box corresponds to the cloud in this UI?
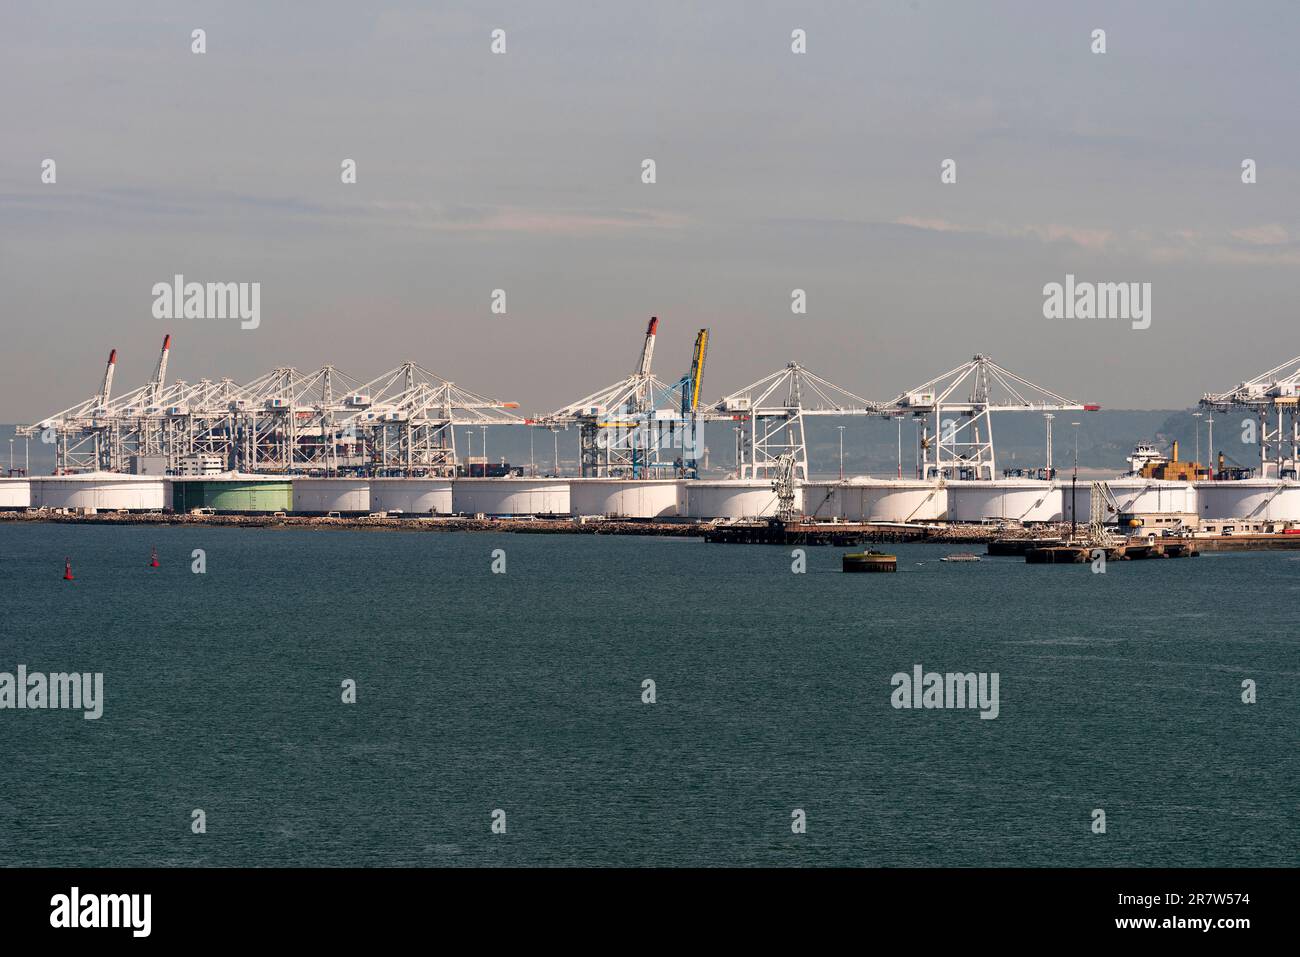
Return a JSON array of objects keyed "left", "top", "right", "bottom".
[
  {"left": 894, "top": 216, "right": 1114, "bottom": 250},
  {"left": 360, "top": 202, "right": 688, "bottom": 235},
  {"left": 1229, "top": 224, "right": 1290, "bottom": 246},
  {"left": 895, "top": 215, "right": 1300, "bottom": 265},
  {"left": 0, "top": 189, "right": 688, "bottom": 237}
]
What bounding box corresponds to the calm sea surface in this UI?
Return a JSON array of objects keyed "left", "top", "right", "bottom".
[{"left": 1, "top": 522, "right": 1295, "bottom": 867}]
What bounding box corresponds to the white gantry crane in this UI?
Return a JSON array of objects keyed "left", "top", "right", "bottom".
[
  {"left": 18, "top": 334, "right": 1101, "bottom": 485},
  {"left": 18, "top": 337, "right": 521, "bottom": 476},
  {"left": 18, "top": 336, "right": 176, "bottom": 473},
  {"left": 876, "top": 354, "right": 1098, "bottom": 481},
  {"left": 709, "top": 362, "right": 880, "bottom": 482},
  {"left": 333, "top": 362, "right": 523, "bottom": 476},
  {"left": 1199, "top": 352, "right": 1300, "bottom": 480},
  {"left": 532, "top": 317, "right": 710, "bottom": 477}
]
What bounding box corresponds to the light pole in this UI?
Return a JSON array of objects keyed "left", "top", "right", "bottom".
[
  {"left": 1192, "top": 411, "right": 1203, "bottom": 467},
  {"left": 1043, "top": 413, "right": 1055, "bottom": 479},
  {"left": 466, "top": 429, "right": 474, "bottom": 474},
  {"left": 529, "top": 428, "right": 535, "bottom": 476},
  {"left": 734, "top": 426, "right": 743, "bottom": 477},
  {"left": 913, "top": 419, "right": 920, "bottom": 480},
  {"left": 552, "top": 428, "right": 559, "bottom": 476},
  {"left": 481, "top": 425, "right": 488, "bottom": 473},
  {"left": 1207, "top": 414, "right": 1214, "bottom": 476},
  {"left": 1071, "top": 422, "right": 1081, "bottom": 538},
  {"left": 889, "top": 416, "right": 899, "bottom": 478},
  {"left": 837, "top": 425, "right": 845, "bottom": 481}
]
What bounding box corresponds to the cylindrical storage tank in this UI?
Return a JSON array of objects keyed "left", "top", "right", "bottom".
[
  {"left": 800, "top": 482, "right": 847, "bottom": 520},
  {"left": 452, "top": 478, "right": 570, "bottom": 516},
  {"left": 946, "top": 481, "right": 1063, "bottom": 523},
  {"left": 291, "top": 478, "right": 370, "bottom": 515},
  {"left": 859, "top": 481, "right": 948, "bottom": 523},
  {"left": 1065, "top": 480, "right": 1196, "bottom": 522},
  {"left": 31, "top": 473, "right": 165, "bottom": 511},
  {"left": 0, "top": 478, "right": 31, "bottom": 509},
  {"left": 568, "top": 479, "right": 679, "bottom": 518},
  {"left": 170, "top": 477, "right": 294, "bottom": 513},
  {"left": 369, "top": 478, "right": 454, "bottom": 515},
  {"left": 1196, "top": 480, "right": 1300, "bottom": 521},
  {"left": 682, "top": 480, "right": 796, "bottom": 520}
]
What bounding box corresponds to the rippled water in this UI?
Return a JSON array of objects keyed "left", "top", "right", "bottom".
[{"left": 0, "top": 522, "right": 1295, "bottom": 866}]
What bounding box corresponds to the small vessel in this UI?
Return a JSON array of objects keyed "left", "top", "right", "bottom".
[
  {"left": 1126, "top": 443, "right": 1167, "bottom": 476},
  {"left": 842, "top": 550, "right": 897, "bottom": 573},
  {"left": 940, "top": 552, "right": 981, "bottom": 563}
]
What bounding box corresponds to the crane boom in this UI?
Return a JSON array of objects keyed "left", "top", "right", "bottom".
[
  {"left": 636, "top": 317, "right": 658, "bottom": 378},
  {"left": 682, "top": 328, "right": 708, "bottom": 414},
  {"left": 97, "top": 349, "right": 117, "bottom": 407},
  {"left": 150, "top": 334, "right": 171, "bottom": 400}
]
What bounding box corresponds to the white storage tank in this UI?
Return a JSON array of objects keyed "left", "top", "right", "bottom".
[
  {"left": 1064, "top": 479, "right": 1197, "bottom": 523},
  {"left": 452, "top": 478, "right": 570, "bottom": 516},
  {"left": 859, "top": 481, "right": 948, "bottom": 523},
  {"left": 800, "top": 482, "right": 846, "bottom": 520},
  {"left": 946, "top": 481, "right": 1063, "bottom": 523},
  {"left": 0, "top": 478, "right": 31, "bottom": 509},
  {"left": 291, "top": 478, "right": 371, "bottom": 515},
  {"left": 31, "top": 473, "right": 165, "bottom": 511},
  {"left": 680, "top": 480, "right": 795, "bottom": 520},
  {"left": 568, "top": 479, "right": 679, "bottom": 518},
  {"left": 369, "top": 478, "right": 454, "bottom": 515},
  {"left": 1196, "top": 480, "right": 1300, "bottom": 521}
]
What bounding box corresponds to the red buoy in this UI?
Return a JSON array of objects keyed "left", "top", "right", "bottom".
[
  {"left": 63, "top": 557, "right": 74, "bottom": 581},
  {"left": 149, "top": 545, "right": 159, "bottom": 568}
]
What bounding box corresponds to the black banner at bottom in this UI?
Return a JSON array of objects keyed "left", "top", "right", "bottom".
[{"left": 0, "top": 867, "right": 1282, "bottom": 943}]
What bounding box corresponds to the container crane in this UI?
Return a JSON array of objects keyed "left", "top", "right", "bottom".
[
  {"left": 533, "top": 316, "right": 702, "bottom": 477},
  {"left": 1200, "top": 352, "right": 1300, "bottom": 480},
  {"left": 708, "top": 362, "right": 880, "bottom": 481},
  {"left": 877, "top": 354, "right": 1099, "bottom": 481}
]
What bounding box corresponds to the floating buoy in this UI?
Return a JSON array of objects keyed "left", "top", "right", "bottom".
[
  {"left": 842, "top": 551, "right": 897, "bottom": 573},
  {"left": 149, "top": 545, "right": 159, "bottom": 568},
  {"left": 63, "top": 557, "right": 74, "bottom": 581}
]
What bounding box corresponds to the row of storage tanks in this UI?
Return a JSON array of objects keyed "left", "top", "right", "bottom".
[
  {"left": 801, "top": 478, "right": 1275, "bottom": 524},
  {"left": 3, "top": 473, "right": 1300, "bottom": 523},
  {"left": 0, "top": 474, "right": 774, "bottom": 520}
]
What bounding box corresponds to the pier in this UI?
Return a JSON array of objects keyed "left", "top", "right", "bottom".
[{"left": 1025, "top": 539, "right": 1200, "bottom": 563}]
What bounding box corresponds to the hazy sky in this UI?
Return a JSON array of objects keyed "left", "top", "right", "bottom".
[{"left": 2, "top": 1, "right": 1298, "bottom": 421}]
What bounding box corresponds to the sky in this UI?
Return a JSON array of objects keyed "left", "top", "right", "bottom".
[{"left": 2, "top": 0, "right": 1299, "bottom": 422}]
